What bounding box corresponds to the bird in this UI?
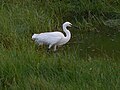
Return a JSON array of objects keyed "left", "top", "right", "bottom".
[{"left": 32, "top": 22, "right": 72, "bottom": 51}]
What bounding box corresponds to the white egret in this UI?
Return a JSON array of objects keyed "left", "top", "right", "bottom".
[{"left": 32, "top": 22, "right": 72, "bottom": 51}]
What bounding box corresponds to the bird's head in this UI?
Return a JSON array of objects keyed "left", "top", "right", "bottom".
[{"left": 63, "top": 22, "right": 72, "bottom": 28}]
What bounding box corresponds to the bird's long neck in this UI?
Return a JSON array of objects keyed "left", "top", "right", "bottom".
[{"left": 63, "top": 25, "right": 71, "bottom": 40}]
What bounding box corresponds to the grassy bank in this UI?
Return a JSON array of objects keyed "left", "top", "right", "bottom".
[{"left": 0, "top": 0, "right": 120, "bottom": 89}]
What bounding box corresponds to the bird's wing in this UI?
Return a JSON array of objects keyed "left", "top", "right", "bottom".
[
  {"left": 41, "top": 32, "right": 64, "bottom": 37},
  {"left": 37, "top": 32, "right": 63, "bottom": 45}
]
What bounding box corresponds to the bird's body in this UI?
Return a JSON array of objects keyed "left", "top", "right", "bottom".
[{"left": 32, "top": 22, "right": 72, "bottom": 51}]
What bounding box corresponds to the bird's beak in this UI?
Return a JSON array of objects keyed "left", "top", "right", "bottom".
[{"left": 72, "top": 25, "right": 80, "bottom": 29}]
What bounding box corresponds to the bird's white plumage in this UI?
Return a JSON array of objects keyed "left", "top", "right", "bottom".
[{"left": 32, "top": 22, "right": 72, "bottom": 51}]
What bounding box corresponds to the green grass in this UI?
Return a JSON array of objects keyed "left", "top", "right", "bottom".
[
  {"left": 0, "top": 48, "right": 120, "bottom": 90},
  {"left": 0, "top": 0, "right": 120, "bottom": 90}
]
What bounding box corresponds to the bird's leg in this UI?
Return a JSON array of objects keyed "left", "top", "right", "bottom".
[
  {"left": 47, "top": 44, "right": 52, "bottom": 52},
  {"left": 47, "top": 48, "right": 50, "bottom": 52},
  {"left": 54, "top": 45, "right": 57, "bottom": 52}
]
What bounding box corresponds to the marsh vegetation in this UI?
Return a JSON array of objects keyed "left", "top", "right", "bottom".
[{"left": 0, "top": 0, "right": 120, "bottom": 89}]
